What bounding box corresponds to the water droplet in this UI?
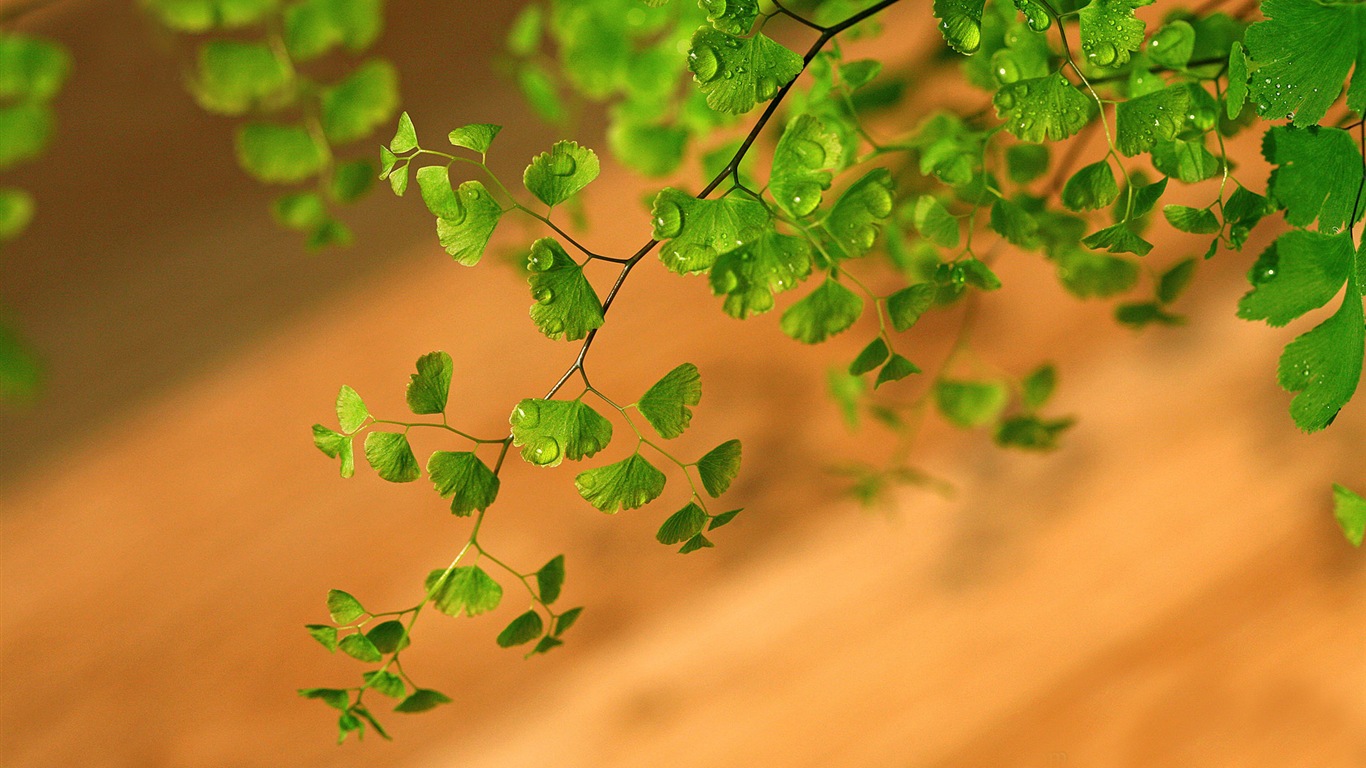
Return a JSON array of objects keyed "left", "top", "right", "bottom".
[
  {"left": 652, "top": 200, "right": 684, "bottom": 238},
  {"left": 713, "top": 267, "right": 739, "bottom": 293},
  {"left": 788, "top": 181, "right": 822, "bottom": 216},
  {"left": 1087, "top": 41, "right": 1119, "bottom": 67},
  {"left": 792, "top": 138, "right": 827, "bottom": 167},
  {"left": 549, "top": 152, "right": 577, "bottom": 177},
  {"left": 756, "top": 76, "right": 779, "bottom": 101},
  {"left": 530, "top": 437, "right": 561, "bottom": 465},
  {"left": 993, "top": 54, "right": 1021, "bottom": 84},
  {"left": 690, "top": 45, "right": 721, "bottom": 83},
  {"left": 940, "top": 17, "right": 982, "bottom": 54},
  {"left": 701, "top": 0, "right": 727, "bottom": 16},
  {"left": 527, "top": 244, "right": 556, "bottom": 272},
  {"left": 513, "top": 400, "right": 541, "bottom": 428},
  {"left": 533, "top": 286, "right": 554, "bottom": 304}
]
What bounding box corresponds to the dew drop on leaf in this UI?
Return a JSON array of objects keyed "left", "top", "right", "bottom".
[{"left": 690, "top": 45, "right": 722, "bottom": 83}]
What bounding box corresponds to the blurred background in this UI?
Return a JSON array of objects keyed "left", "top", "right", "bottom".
[{"left": 1, "top": 0, "right": 1363, "bottom": 766}]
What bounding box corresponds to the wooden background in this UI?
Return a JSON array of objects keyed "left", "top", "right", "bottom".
[{"left": 1, "top": 1, "right": 1362, "bottom": 766}]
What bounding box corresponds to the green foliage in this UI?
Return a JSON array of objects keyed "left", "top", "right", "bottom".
[
  {"left": 1335, "top": 484, "right": 1366, "bottom": 547},
  {"left": 780, "top": 280, "right": 864, "bottom": 344},
  {"left": 509, "top": 398, "right": 613, "bottom": 466},
  {"left": 687, "top": 28, "right": 803, "bottom": 114},
  {"left": 771, "top": 115, "right": 845, "bottom": 217},
  {"left": 523, "top": 141, "right": 600, "bottom": 208},
  {"left": 637, "top": 363, "right": 702, "bottom": 439},
  {"left": 652, "top": 188, "right": 770, "bottom": 274},
  {"left": 575, "top": 453, "right": 667, "bottom": 512},
  {"left": 526, "top": 238, "right": 606, "bottom": 341}
]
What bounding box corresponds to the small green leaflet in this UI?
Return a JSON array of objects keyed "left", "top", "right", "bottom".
[
  {"left": 406, "top": 351, "right": 452, "bottom": 415},
  {"left": 936, "top": 379, "right": 1008, "bottom": 428},
  {"left": 509, "top": 398, "right": 613, "bottom": 467},
  {"left": 1157, "top": 258, "right": 1198, "bottom": 305},
  {"left": 1263, "top": 126, "right": 1362, "bottom": 234},
  {"left": 299, "top": 687, "right": 349, "bottom": 710},
  {"left": 780, "top": 279, "right": 864, "bottom": 344},
  {"left": 1162, "top": 206, "right": 1219, "bottom": 235},
  {"left": 989, "top": 196, "right": 1038, "bottom": 248},
  {"left": 363, "top": 670, "right": 406, "bottom": 698},
  {"left": 523, "top": 141, "right": 599, "bottom": 208},
  {"left": 912, "top": 196, "right": 959, "bottom": 248},
  {"left": 1226, "top": 41, "right": 1249, "bottom": 119},
  {"left": 1114, "top": 86, "right": 1189, "bottom": 157},
  {"left": 651, "top": 187, "right": 770, "bottom": 274},
  {"left": 526, "top": 238, "right": 605, "bottom": 341},
  {"left": 876, "top": 354, "right": 920, "bottom": 388},
  {"left": 0, "top": 188, "right": 34, "bottom": 241},
  {"left": 887, "top": 283, "right": 936, "bottom": 331},
  {"left": 657, "top": 502, "right": 707, "bottom": 547},
  {"left": 366, "top": 621, "right": 411, "bottom": 654},
  {"left": 1243, "top": 0, "right": 1366, "bottom": 127},
  {"left": 575, "top": 453, "right": 667, "bottom": 513},
  {"left": 0, "top": 102, "right": 52, "bottom": 170},
  {"left": 1061, "top": 161, "right": 1119, "bottom": 212},
  {"left": 993, "top": 73, "right": 1093, "bottom": 143},
  {"left": 1334, "top": 484, "right": 1366, "bottom": 546},
  {"left": 426, "top": 566, "right": 503, "bottom": 617},
  {"left": 709, "top": 508, "right": 742, "bottom": 530},
  {"left": 850, "top": 338, "right": 889, "bottom": 376},
  {"left": 191, "top": 41, "right": 290, "bottom": 115},
  {"left": 536, "top": 555, "right": 565, "bottom": 604},
  {"left": 336, "top": 385, "right": 369, "bottom": 433},
  {"left": 448, "top": 123, "right": 501, "bottom": 154},
  {"left": 1146, "top": 20, "right": 1194, "bottom": 70},
  {"left": 824, "top": 168, "right": 896, "bottom": 259},
  {"left": 1006, "top": 144, "right": 1050, "bottom": 184},
  {"left": 696, "top": 439, "right": 741, "bottom": 497},
  {"left": 339, "top": 633, "right": 382, "bottom": 662},
  {"left": 320, "top": 59, "right": 399, "bottom": 145},
  {"left": 427, "top": 451, "right": 500, "bottom": 516},
  {"left": 283, "top": 0, "right": 383, "bottom": 62},
  {"left": 553, "top": 606, "right": 582, "bottom": 635},
  {"left": 312, "top": 425, "right": 355, "bottom": 478},
  {"left": 389, "top": 111, "right": 417, "bottom": 154},
  {"left": 701, "top": 0, "right": 758, "bottom": 35},
  {"left": 0, "top": 34, "right": 69, "bottom": 102},
  {"left": 416, "top": 166, "right": 503, "bottom": 265},
  {"left": 1151, "top": 137, "right": 1220, "bottom": 184},
  {"left": 145, "top": 0, "right": 275, "bottom": 32},
  {"left": 363, "top": 432, "right": 421, "bottom": 483},
  {"left": 330, "top": 159, "right": 373, "bottom": 203},
  {"left": 709, "top": 231, "right": 812, "bottom": 318},
  {"left": 1021, "top": 364, "right": 1057, "bottom": 410},
  {"left": 393, "top": 689, "right": 452, "bottom": 714},
  {"left": 637, "top": 363, "right": 702, "bottom": 439},
  {"left": 608, "top": 118, "right": 688, "bottom": 178},
  {"left": 497, "top": 611, "right": 544, "bottom": 647},
  {"left": 1276, "top": 271, "right": 1364, "bottom": 432},
  {"left": 327, "top": 588, "right": 365, "bottom": 623},
  {"left": 1115, "top": 302, "right": 1183, "bottom": 328},
  {"left": 235, "top": 123, "right": 325, "bottom": 183},
  {"left": 1082, "top": 223, "right": 1152, "bottom": 257},
  {"left": 1238, "top": 231, "right": 1354, "bottom": 327},
  {"left": 1054, "top": 248, "right": 1134, "bottom": 299},
  {"left": 687, "top": 28, "right": 802, "bottom": 114},
  {"left": 933, "top": 0, "right": 985, "bottom": 54},
  {"left": 770, "top": 114, "right": 844, "bottom": 217},
  {"left": 506, "top": 4, "right": 541, "bottom": 56},
  {"left": 995, "top": 415, "right": 1074, "bottom": 450},
  {"left": 305, "top": 624, "right": 339, "bottom": 651},
  {"left": 1077, "top": 0, "right": 1150, "bottom": 68}
]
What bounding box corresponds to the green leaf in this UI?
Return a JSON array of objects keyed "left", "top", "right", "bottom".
[
  {"left": 697, "top": 439, "right": 742, "bottom": 498},
  {"left": 0, "top": 34, "right": 70, "bottom": 102},
  {"left": 497, "top": 611, "right": 545, "bottom": 648},
  {"left": 426, "top": 566, "right": 503, "bottom": 617},
  {"left": 1061, "top": 161, "right": 1119, "bottom": 212},
  {"left": 1055, "top": 248, "right": 1140, "bottom": 298},
  {"left": 552, "top": 607, "right": 583, "bottom": 636},
  {"left": 1147, "top": 20, "right": 1194, "bottom": 69},
  {"left": 1114, "top": 86, "right": 1189, "bottom": 157},
  {"left": 320, "top": 59, "right": 398, "bottom": 145},
  {"left": 363, "top": 432, "right": 421, "bottom": 483},
  {"left": 191, "top": 41, "right": 290, "bottom": 115},
  {"left": 433, "top": 180, "right": 503, "bottom": 266},
  {"left": 530, "top": 635, "right": 564, "bottom": 655},
  {"left": 536, "top": 555, "right": 565, "bottom": 604},
  {"left": 709, "top": 231, "right": 812, "bottom": 319},
  {"left": 389, "top": 111, "right": 417, "bottom": 153},
  {"left": 506, "top": 4, "right": 542, "bottom": 56},
  {"left": 299, "top": 687, "right": 350, "bottom": 710},
  {"left": 365, "top": 621, "right": 411, "bottom": 654},
  {"left": 311, "top": 425, "right": 355, "bottom": 478},
  {"left": 336, "top": 711, "right": 362, "bottom": 742},
  {"left": 687, "top": 27, "right": 803, "bottom": 114},
  {"left": 1244, "top": 0, "right": 1366, "bottom": 127},
  {"left": 993, "top": 72, "right": 1093, "bottom": 143},
  {"left": 427, "top": 451, "right": 500, "bottom": 516},
  {"left": 1082, "top": 223, "right": 1152, "bottom": 256},
  {"left": 1162, "top": 205, "right": 1219, "bottom": 235},
  {"left": 637, "top": 363, "right": 702, "bottom": 439},
  {"left": 932, "top": 0, "right": 986, "bottom": 54},
  {"left": 393, "top": 689, "right": 452, "bottom": 713},
  {"left": 1334, "top": 484, "right": 1366, "bottom": 546},
  {"left": 1238, "top": 231, "right": 1354, "bottom": 327},
  {"left": 1115, "top": 301, "right": 1184, "bottom": 328},
  {"left": 326, "top": 589, "right": 365, "bottom": 623},
  {"left": 1006, "top": 144, "right": 1050, "bottom": 184},
  {"left": 0, "top": 188, "right": 35, "bottom": 241},
  {"left": 850, "top": 337, "right": 890, "bottom": 376},
  {"left": 709, "top": 508, "right": 742, "bottom": 530},
  {"left": 1157, "top": 258, "right": 1198, "bottom": 305},
  {"left": 405, "top": 351, "right": 452, "bottom": 415},
  {"left": 701, "top": 0, "right": 758, "bottom": 35},
  {"left": 283, "top": 0, "right": 382, "bottom": 62},
  {"left": 657, "top": 502, "right": 707, "bottom": 545},
  {"left": 523, "top": 140, "right": 599, "bottom": 207},
  {"left": 526, "top": 238, "right": 606, "bottom": 341},
  {"left": 678, "top": 534, "right": 715, "bottom": 554},
  {"left": 518, "top": 62, "right": 566, "bottom": 125},
  {"left": 1021, "top": 364, "right": 1057, "bottom": 409},
  {"left": 1276, "top": 274, "right": 1364, "bottom": 432},
  {"left": 1226, "top": 41, "right": 1249, "bottom": 119},
  {"left": 363, "top": 670, "right": 406, "bottom": 698},
  {"left": 448, "top": 123, "right": 501, "bottom": 154},
  {"left": 781, "top": 280, "right": 864, "bottom": 344},
  {"left": 1263, "top": 126, "right": 1362, "bottom": 234},
  {"left": 887, "top": 283, "right": 936, "bottom": 331},
  {"left": 509, "top": 398, "right": 613, "bottom": 467},
  {"left": 989, "top": 197, "right": 1038, "bottom": 247},
  {"left": 0, "top": 103, "right": 51, "bottom": 170},
  {"left": 936, "top": 380, "right": 1008, "bottom": 427},
  {"left": 912, "top": 196, "right": 959, "bottom": 248},
  {"left": 1077, "top": 0, "right": 1150, "bottom": 68},
  {"left": 1150, "top": 137, "right": 1220, "bottom": 184},
  {"left": 770, "top": 114, "right": 844, "bottom": 217},
  {"left": 387, "top": 163, "right": 409, "bottom": 196},
  {"left": 995, "top": 415, "right": 1074, "bottom": 450},
  {"left": 824, "top": 169, "right": 895, "bottom": 259},
  {"left": 335, "top": 385, "right": 369, "bottom": 433},
  {"left": 305, "top": 623, "right": 339, "bottom": 651},
  {"left": 607, "top": 118, "right": 688, "bottom": 177},
  {"left": 651, "top": 187, "right": 770, "bottom": 274},
  {"left": 145, "top": 0, "right": 277, "bottom": 32},
  {"left": 339, "top": 632, "right": 382, "bottom": 662},
  {"left": 959, "top": 258, "right": 1002, "bottom": 291},
  {"left": 574, "top": 453, "right": 667, "bottom": 513},
  {"left": 329, "top": 159, "right": 374, "bottom": 203},
  {"left": 875, "top": 354, "right": 920, "bottom": 388},
  {"left": 840, "top": 59, "right": 882, "bottom": 90},
  {"left": 235, "top": 123, "right": 325, "bottom": 183}
]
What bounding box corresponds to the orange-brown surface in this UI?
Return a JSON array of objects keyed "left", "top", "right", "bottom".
[{"left": 1, "top": 2, "right": 1363, "bottom": 767}]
